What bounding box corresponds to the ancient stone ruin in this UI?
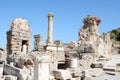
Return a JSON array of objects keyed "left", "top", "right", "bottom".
[
  {"left": 34, "top": 34, "right": 45, "bottom": 51},
  {"left": 7, "top": 18, "right": 31, "bottom": 55},
  {"left": 78, "top": 15, "right": 111, "bottom": 58},
  {"left": 78, "top": 15, "right": 101, "bottom": 53},
  {"left": 0, "top": 13, "right": 119, "bottom": 80}
]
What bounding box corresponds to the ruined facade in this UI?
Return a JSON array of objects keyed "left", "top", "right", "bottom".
[
  {"left": 78, "top": 15, "right": 111, "bottom": 58},
  {"left": 78, "top": 15, "right": 101, "bottom": 53},
  {"left": 7, "top": 18, "right": 31, "bottom": 55}
]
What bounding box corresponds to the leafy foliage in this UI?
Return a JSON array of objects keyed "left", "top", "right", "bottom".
[{"left": 110, "top": 29, "right": 120, "bottom": 41}]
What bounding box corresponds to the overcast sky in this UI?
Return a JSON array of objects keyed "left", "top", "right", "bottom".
[{"left": 0, "top": 0, "right": 120, "bottom": 49}]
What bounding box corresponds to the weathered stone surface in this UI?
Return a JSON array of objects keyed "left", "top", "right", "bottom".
[
  {"left": 3, "top": 14, "right": 119, "bottom": 80},
  {"left": 78, "top": 15, "right": 112, "bottom": 59},
  {"left": 4, "top": 63, "right": 33, "bottom": 80},
  {"left": 5, "top": 75, "right": 17, "bottom": 80},
  {"left": 53, "top": 69, "right": 72, "bottom": 80},
  {"left": 34, "top": 34, "right": 45, "bottom": 51},
  {"left": 91, "top": 62, "right": 103, "bottom": 68},
  {"left": 33, "top": 56, "right": 50, "bottom": 80},
  {"left": 10, "top": 18, "right": 30, "bottom": 31},
  {"left": 47, "top": 13, "right": 54, "bottom": 44},
  {"left": 70, "top": 58, "right": 78, "bottom": 68},
  {"left": 68, "top": 41, "right": 78, "bottom": 49},
  {"left": 78, "top": 55, "right": 94, "bottom": 70},
  {"left": 78, "top": 15, "right": 101, "bottom": 53},
  {"left": 7, "top": 18, "right": 31, "bottom": 64},
  {"left": 89, "top": 68, "right": 104, "bottom": 77}
]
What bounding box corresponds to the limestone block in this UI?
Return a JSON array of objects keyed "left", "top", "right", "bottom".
[
  {"left": 70, "top": 58, "right": 78, "bottom": 68},
  {"left": 67, "top": 68, "right": 82, "bottom": 77},
  {"left": 57, "top": 47, "right": 64, "bottom": 51},
  {"left": 53, "top": 69, "right": 72, "bottom": 80},
  {"left": 57, "top": 51, "right": 65, "bottom": 61},
  {"left": 91, "top": 62, "right": 103, "bottom": 68},
  {"left": 46, "top": 46, "right": 57, "bottom": 51},
  {"left": 89, "top": 68, "right": 104, "bottom": 77},
  {"left": 84, "top": 77, "right": 93, "bottom": 80},
  {"left": 116, "top": 63, "right": 120, "bottom": 72},
  {"left": 34, "top": 56, "right": 50, "bottom": 80},
  {"left": 5, "top": 75, "right": 17, "bottom": 80},
  {"left": 49, "top": 75, "right": 55, "bottom": 80},
  {"left": 115, "top": 72, "right": 120, "bottom": 80}
]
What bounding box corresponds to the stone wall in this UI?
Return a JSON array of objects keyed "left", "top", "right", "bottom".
[
  {"left": 78, "top": 15, "right": 111, "bottom": 57},
  {"left": 7, "top": 18, "right": 31, "bottom": 55},
  {"left": 78, "top": 15, "right": 101, "bottom": 53}
]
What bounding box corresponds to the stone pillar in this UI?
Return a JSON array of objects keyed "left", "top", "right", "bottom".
[
  {"left": 34, "top": 34, "right": 44, "bottom": 51},
  {"left": 34, "top": 56, "right": 50, "bottom": 80},
  {"left": 22, "top": 45, "right": 27, "bottom": 54},
  {"left": 70, "top": 58, "right": 78, "bottom": 68},
  {"left": 47, "top": 13, "right": 54, "bottom": 44}
]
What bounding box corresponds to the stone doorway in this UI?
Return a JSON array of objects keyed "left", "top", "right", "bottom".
[{"left": 21, "top": 40, "right": 28, "bottom": 54}]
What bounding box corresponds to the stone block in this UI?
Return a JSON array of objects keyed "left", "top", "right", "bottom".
[
  {"left": 53, "top": 69, "right": 72, "bottom": 80},
  {"left": 91, "top": 62, "right": 103, "bottom": 68},
  {"left": 89, "top": 68, "right": 104, "bottom": 77},
  {"left": 5, "top": 75, "right": 17, "bottom": 80}
]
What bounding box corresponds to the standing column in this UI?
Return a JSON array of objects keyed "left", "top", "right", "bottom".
[{"left": 47, "top": 13, "right": 54, "bottom": 44}]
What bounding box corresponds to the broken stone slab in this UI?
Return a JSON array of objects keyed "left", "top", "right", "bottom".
[
  {"left": 88, "top": 68, "right": 104, "bottom": 77},
  {"left": 53, "top": 69, "right": 72, "bottom": 80},
  {"left": 91, "top": 62, "right": 103, "bottom": 68},
  {"left": 67, "top": 68, "right": 82, "bottom": 77},
  {"left": 84, "top": 76, "right": 94, "bottom": 80},
  {"left": 5, "top": 75, "right": 17, "bottom": 80},
  {"left": 103, "top": 66, "right": 116, "bottom": 75}
]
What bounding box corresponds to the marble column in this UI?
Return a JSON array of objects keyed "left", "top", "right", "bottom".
[{"left": 47, "top": 13, "right": 54, "bottom": 44}]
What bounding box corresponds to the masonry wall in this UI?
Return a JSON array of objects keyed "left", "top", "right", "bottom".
[{"left": 7, "top": 18, "right": 31, "bottom": 55}]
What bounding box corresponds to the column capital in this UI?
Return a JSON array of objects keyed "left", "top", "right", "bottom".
[{"left": 48, "top": 13, "right": 54, "bottom": 17}]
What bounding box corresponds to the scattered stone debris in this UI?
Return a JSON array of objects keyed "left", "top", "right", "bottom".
[{"left": 0, "top": 13, "right": 119, "bottom": 80}]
